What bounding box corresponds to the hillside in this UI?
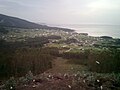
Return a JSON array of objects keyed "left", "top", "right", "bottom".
[{"left": 0, "top": 14, "right": 74, "bottom": 32}]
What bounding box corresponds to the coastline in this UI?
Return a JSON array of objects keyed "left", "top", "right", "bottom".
[{"left": 56, "top": 24, "right": 120, "bottom": 39}]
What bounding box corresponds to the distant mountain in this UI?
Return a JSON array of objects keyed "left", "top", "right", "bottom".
[{"left": 0, "top": 14, "right": 74, "bottom": 32}]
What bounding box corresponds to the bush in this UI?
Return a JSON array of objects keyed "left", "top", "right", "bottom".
[
  {"left": 0, "top": 47, "right": 59, "bottom": 77},
  {"left": 62, "top": 50, "right": 90, "bottom": 65},
  {"left": 88, "top": 49, "right": 120, "bottom": 73},
  {"left": 63, "top": 48, "right": 120, "bottom": 73}
]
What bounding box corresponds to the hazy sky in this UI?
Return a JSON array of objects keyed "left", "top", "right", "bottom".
[{"left": 0, "top": 0, "right": 120, "bottom": 24}]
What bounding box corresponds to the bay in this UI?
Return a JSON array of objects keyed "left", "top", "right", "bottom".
[{"left": 58, "top": 24, "right": 120, "bottom": 38}]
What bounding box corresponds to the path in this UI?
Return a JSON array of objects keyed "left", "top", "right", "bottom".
[
  {"left": 13, "top": 57, "right": 119, "bottom": 90},
  {"left": 46, "top": 57, "right": 86, "bottom": 74},
  {"left": 16, "top": 57, "right": 91, "bottom": 90}
]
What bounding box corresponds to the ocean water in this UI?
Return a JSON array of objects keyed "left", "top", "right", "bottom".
[{"left": 59, "top": 24, "right": 120, "bottom": 38}]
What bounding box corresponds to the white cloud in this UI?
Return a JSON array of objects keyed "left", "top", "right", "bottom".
[
  {"left": 0, "top": 0, "right": 120, "bottom": 24},
  {"left": 88, "top": 1, "right": 119, "bottom": 10}
]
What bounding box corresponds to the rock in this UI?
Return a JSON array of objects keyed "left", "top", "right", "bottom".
[
  {"left": 53, "top": 76, "right": 63, "bottom": 80},
  {"left": 34, "top": 79, "right": 43, "bottom": 83},
  {"left": 68, "top": 85, "right": 72, "bottom": 89}
]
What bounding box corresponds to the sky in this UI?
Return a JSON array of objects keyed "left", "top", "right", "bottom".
[{"left": 0, "top": 0, "right": 120, "bottom": 25}]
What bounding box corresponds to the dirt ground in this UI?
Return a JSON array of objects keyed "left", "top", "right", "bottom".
[
  {"left": 16, "top": 57, "right": 93, "bottom": 90},
  {"left": 14, "top": 57, "right": 120, "bottom": 90}
]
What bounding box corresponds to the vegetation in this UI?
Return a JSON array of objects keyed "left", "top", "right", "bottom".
[
  {"left": 0, "top": 26, "right": 9, "bottom": 34},
  {"left": 88, "top": 49, "right": 120, "bottom": 73},
  {"left": 63, "top": 48, "right": 120, "bottom": 73},
  {"left": 0, "top": 26, "right": 120, "bottom": 89},
  {"left": 62, "top": 50, "right": 89, "bottom": 65},
  {"left": 0, "top": 39, "right": 59, "bottom": 78}
]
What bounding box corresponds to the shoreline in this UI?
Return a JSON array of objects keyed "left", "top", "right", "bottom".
[{"left": 53, "top": 24, "right": 120, "bottom": 39}]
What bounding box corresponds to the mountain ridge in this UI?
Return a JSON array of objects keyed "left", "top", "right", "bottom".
[{"left": 0, "top": 14, "right": 74, "bottom": 32}]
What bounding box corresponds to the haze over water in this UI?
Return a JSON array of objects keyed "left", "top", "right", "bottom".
[
  {"left": 0, "top": 0, "right": 120, "bottom": 38},
  {"left": 57, "top": 24, "right": 120, "bottom": 38}
]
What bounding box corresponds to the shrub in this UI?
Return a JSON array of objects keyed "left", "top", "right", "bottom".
[
  {"left": 63, "top": 48, "right": 120, "bottom": 73},
  {"left": 88, "top": 49, "right": 120, "bottom": 73},
  {"left": 62, "top": 50, "right": 90, "bottom": 65},
  {"left": 0, "top": 47, "right": 59, "bottom": 77}
]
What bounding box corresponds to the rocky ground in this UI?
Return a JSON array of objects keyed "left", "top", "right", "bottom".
[{"left": 1, "top": 57, "right": 120, "bottom": 90}]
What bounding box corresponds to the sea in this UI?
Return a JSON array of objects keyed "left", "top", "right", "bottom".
[{"left": 55, "top": 24, "right": 120, "bottom": 39}]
